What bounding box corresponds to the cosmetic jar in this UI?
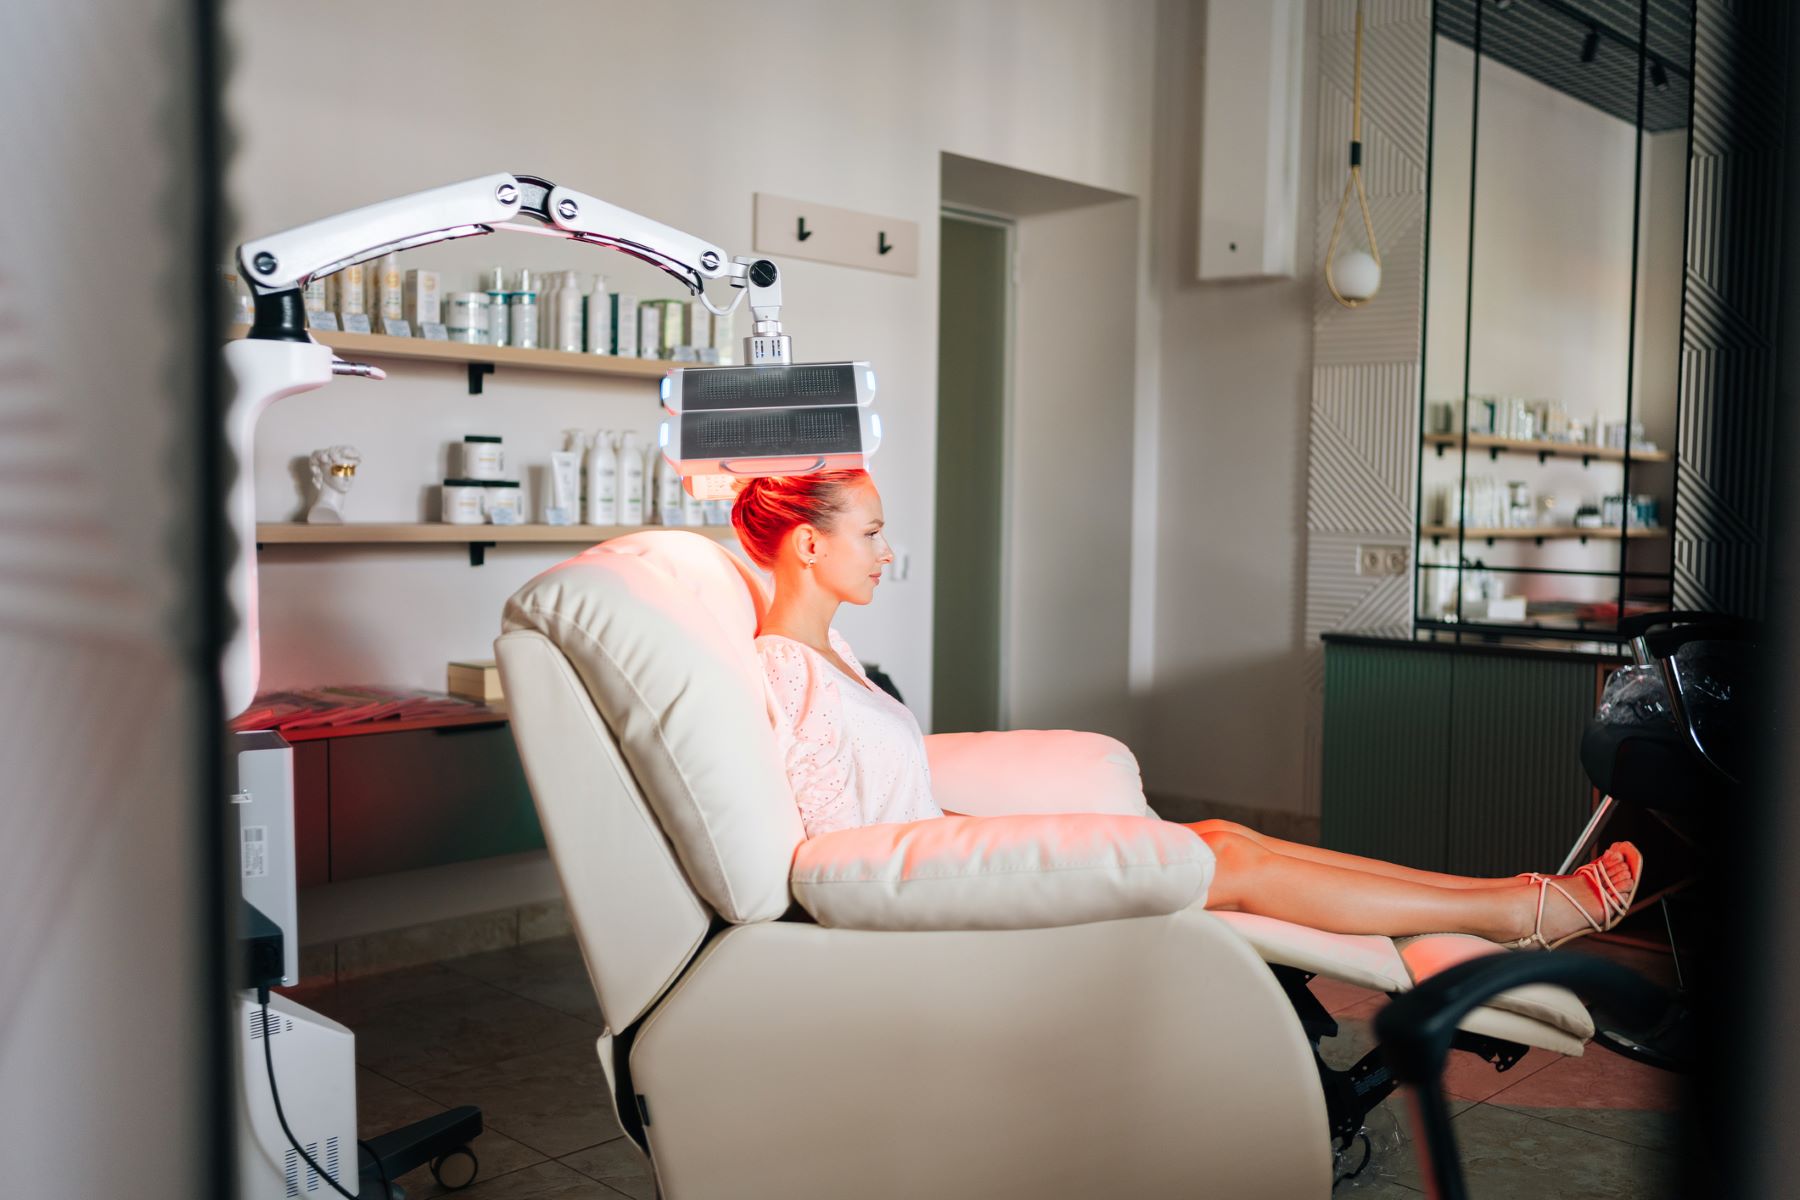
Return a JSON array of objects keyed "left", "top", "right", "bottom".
[
  {"left": 484, "top": 480, "right": 523, "bottom": 524},
  {"left": 445, "top": 292, "right": 489, "bottom": 344},
  {"left": 461, "top": 435, "right": 505, "bottom": 480},
  {"left": 442, "top": 479, "right": 488, "bottom": 525}
]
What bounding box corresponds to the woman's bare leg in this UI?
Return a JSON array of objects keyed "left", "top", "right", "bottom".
[
  {"left": 1186, "top": 819, "right": 1523, "bottom": 890},
  {"left": 1198, "top": 830, "right": 1640, "bottom": 942}
]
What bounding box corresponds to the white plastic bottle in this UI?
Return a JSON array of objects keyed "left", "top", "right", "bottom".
[
  {"left": 510, "top": 269, "right": 539, "bottom": 349},
  {"left": 586, "top": 430, "right": 618, "bottom": 525},
  {"left": 655, "top": 446, "right": 684, "bottom": 526},
  {"left": 485, "top": 267, "right": 509, "bottom": 347},
  {"left": 556, "top": 271, "right": 584, "bottom": 352},
  {"left": 585, "top": 276, "right": 611, "bottom": 354},
  {"left": 681, "top": 479, "right": 707, "bottom": 527},
  {"left": 617, "top": 431, "right": 646, "bottom": 525}
]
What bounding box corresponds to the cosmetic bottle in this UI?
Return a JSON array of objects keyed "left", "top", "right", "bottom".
[
  {"left": 555, "top": 271, "right": 584, "bottom": 352},
  {"left": 617, "top": 431, "right": 645, "bottom": 525},
  {"left": 511, "top": 269, "right": 539, "bottom": 349},
  {"left": 611, "top": 292, "right": 639, "bottom": 358},
  {"left": 655, "top": 445, "right": 684, "bottom": 526},
  {"left": 376, "top": 252, "right": 404, "bottom": 324},
  {"left": 486, "top": 267, "right": 510, "bottom": 347},
  {"left": 642, "top": 441, "right": 659, "bottom": 523},
  {"left": 586, "top": 430, "right": 618, "bottom": 525},
  {"left": 585, "top": 276, "right": 611, "bottom": 354}
]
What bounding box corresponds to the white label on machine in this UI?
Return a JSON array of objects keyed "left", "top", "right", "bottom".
[{"left": 241, "top": 824, "right": 268, "bottom": 879}]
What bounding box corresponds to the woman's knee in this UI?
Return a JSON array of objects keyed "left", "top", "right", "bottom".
[
  {"left": 1191, "top": 818, "right": 1255, "bottom": 841},
  {"left": 1195, "top": 830, "right": 1262, "bottom": 910}
]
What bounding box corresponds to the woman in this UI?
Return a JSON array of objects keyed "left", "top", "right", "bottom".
[{"left": 732, "top": 469, "right": 1640, "bottom": 951}]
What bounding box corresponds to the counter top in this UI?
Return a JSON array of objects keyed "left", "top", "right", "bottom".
[{"left": 1322, "top": 626, "right": 1632, "bottom": 665}]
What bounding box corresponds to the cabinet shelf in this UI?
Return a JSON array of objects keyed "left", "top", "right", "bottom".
[
  {"left": 1420, "top": 525, "right": 1669, "bottom": 544},
  {"left": 1422, "top": 432, "right": 1673, "bottom": 465},
  {"left": 229, "top": 325, "right": 676, "bottom": 391},
  {"left": 256, "top": 522, "right": 736, "bottom": 565}
]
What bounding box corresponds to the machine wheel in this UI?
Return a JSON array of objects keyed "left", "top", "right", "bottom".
[{"left": 430, "top": 1147, "right": 479, "bottom": 1190}]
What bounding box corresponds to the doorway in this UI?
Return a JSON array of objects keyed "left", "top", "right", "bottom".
[{"left": 932, "top": 210, "right": 1014, "bottom": 733}]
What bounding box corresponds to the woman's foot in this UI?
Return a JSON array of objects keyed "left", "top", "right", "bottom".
[{"left": 1507, "top": 842, "right": 1642, "bottom": 950}]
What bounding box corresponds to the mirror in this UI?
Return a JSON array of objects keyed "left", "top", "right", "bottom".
[{"left": 1418, "top": 0, "right": 1693, "bottom": 635}]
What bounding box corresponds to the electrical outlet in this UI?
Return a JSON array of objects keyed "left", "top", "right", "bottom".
[{"left": 1356, "top": 544, "right": 1408, "bottom": 577}]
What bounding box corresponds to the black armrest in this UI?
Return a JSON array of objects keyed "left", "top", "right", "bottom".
[{"left": 1375, "top": 953, "right": 1669, "bottom": 1200}]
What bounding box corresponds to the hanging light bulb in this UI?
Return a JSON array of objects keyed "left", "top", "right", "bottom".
[{"left": 1326, "top": 0, "right": 1381, "bottom": 308}]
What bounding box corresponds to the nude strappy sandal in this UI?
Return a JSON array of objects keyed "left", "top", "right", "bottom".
[{"left": 1505, "top": 857, "right": 1639, "bottom": 951}]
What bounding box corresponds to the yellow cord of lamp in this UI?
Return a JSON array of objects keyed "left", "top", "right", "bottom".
[{"left": 1325, "top": 0, "right": 1381, "bottom": 308}]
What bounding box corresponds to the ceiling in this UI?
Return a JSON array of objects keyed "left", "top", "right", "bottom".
[{"left": 1436, "top": 0, "right": 1694, "bottom": 133}]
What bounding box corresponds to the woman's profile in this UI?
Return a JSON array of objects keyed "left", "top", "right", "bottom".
[{"left": 731, "top": 468, "right": 1640, "bottom": 951}]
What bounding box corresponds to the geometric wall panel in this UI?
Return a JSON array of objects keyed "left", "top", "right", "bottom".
[{"left": 1673, "top": 0, "right": 1789, "bottom": 618}]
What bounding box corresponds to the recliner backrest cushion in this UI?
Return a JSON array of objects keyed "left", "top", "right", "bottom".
[{"left": 502, "top": 530, "right": 804, "bottom": 923}]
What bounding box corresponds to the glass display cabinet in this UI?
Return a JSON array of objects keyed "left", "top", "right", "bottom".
[{"left": 1416, "top": 0, "right": 1694, "bottom": 637}]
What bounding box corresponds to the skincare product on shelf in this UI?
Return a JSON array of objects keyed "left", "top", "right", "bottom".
[
  {"left": 586, "top": 430, "right": 618, "bottom": 525},
  {"left": 403, "top": 269, "right": 440, "bottom": 327},
  {"left": 585, "top": 277, "right": 611, "bottom": 354},
  {"left": 637, "top": 302, "right": 661, "bottom": 360},
  {"left": 547, "top": 451, "right": 580, "bottom": 525},
  {"left": 611, "top": 293, "right": 639, "bottom": 358},
  {"left": 555, "top": 270, "right": 584, "bottom": 352},
  {"left": 510, "top": 269, "right": 539, "bottom": 349},
  {"left": 336, "top": 263, "right": 367, "bottom": 319},
  {"left": 617, "top": 431, "right": 645, "bottom": 524},
  {"left": 642, "top": 441, "right": 658, "bottom": 523},
  {"left": 654, "top": 447, "right": 683, "bottom": 525},
  {"left": 705, "top": 500, "right": 730, "bottom": 526},
  {"left": 460, "top": 435, "right": 505, "bottom": 480},
  {"left": 486, "top": 267, "right": 510, "bottom": 347},
  {"left": 683, "top": 300, "right": 709, "bottom": 359},
  {"left": 681, "top": 480, "right": 706, "bottom": 527},
  {"left": 657, "top": 300, "right": 683, "bottom": 359},
  {"left": 711, "top": 303, "right": 736, "bottom": 365},
  {"left": 444, "top": 292, "right": 488, "bottom": 344},
  {"left": 441, "top": 479, "right": 487, "bottom": 524},
  {"left": 376, "top": 252, "right": 404, "bottom": 324},
  {"left": 485, "top": 480, "right": 523, "bottom": 524},
  {"left": 302, "top": 278, "right": 329, "bottom": 317}
]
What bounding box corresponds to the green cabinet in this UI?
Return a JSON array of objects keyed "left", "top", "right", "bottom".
[{"left": 1322, "top": 638, "right": 1604, "bottom": 877}]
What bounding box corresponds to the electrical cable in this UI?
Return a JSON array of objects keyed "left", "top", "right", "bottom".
[
  {"left": 258, "top": 994, "right": 362, "bottom": 1200},
  {"left": 1325, "top": 0, "right": 1383, "bottom": 308}
]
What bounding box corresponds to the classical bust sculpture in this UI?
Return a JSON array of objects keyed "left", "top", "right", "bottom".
[{"left": 306, "top": 444, "right": 362, "bottom": 524}]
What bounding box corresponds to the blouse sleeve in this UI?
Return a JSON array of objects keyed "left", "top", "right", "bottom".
[{"left": 758, "top": 640, "right": 858, "bottom": 837}]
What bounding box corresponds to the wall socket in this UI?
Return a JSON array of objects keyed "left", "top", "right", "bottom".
[{"left": 1356, "top": 544, "right": 1409, "bottom": 577}]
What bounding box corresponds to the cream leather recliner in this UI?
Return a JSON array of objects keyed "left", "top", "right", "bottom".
[{"left": 494, "top": 531, "right": 1591, "bottom": 1199}]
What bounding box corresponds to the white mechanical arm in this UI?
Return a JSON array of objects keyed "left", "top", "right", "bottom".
[{"left": 223, "top": 168, "right": 871, "bottom": 712}]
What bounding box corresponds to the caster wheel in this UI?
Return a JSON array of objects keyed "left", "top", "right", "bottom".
[{"left": 430, "top": 1146, "right": 479, "bottom": 1191}]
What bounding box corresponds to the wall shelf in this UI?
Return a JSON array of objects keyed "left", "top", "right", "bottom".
[
  {"left": 256, "top": 522, "right": 736, "bottom": 565},
  {"left": 1420, "top": 525, "right": 1669, "bottom": 546},
  {"left": 229, "top": 325, "right": 676, "bottom": 391},
  {"left": 1422, "top": 432, "right": 1673, "bottom": 465}
]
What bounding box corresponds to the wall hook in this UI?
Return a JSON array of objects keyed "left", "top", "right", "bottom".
[
  {"left": 878, "top": 232, "right": 893, "bottom": 255},
  {"left": 797, "top": 216, "right": 813, "bottom": 242}
]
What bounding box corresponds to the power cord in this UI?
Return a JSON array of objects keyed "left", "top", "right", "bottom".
[{"left": 257, "top": 990, "right": 389, "bottom": 1200}]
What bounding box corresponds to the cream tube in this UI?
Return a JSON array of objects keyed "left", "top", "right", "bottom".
[{"left": 547, "top": 451, "right": 579, "bottom": 526}]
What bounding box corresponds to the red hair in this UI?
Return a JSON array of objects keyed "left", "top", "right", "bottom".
[{"left": 730, "top": 469, "right": 871, "bottom": 570}]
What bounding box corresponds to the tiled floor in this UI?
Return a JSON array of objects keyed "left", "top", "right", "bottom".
[{"left": 283, "top": 934, "right": 1683, "bottom": 1198}]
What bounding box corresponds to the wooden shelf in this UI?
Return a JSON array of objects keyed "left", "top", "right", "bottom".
[
  {"left": 229, "top": 325, "right": 675, "bottom": 387},
  {"left": 1421, "top": 525, "right": 1669, "bottom": 542},
  {"left": 1423, "top": 432, "right": 1672, "bottom": 464},
  {"left": 256, "top": 522, "right": 736, "bottom": 564}
]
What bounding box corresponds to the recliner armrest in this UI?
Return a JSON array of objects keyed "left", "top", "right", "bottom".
[
  {"left": 790, "top": 813, "right": 1213, "bottom": 931},
  {"left": 922, "top": 730, "right": 1151, "bottom": 817}
]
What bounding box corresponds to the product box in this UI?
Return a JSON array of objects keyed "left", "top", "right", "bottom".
[
  {"left": 685, "top": 299, "right": 709, "bottom": 352},
  {"left": 403, "top": 270, "right": 440, "bottom": 326},
  {"left": 658, "top": 299, "right": 683, "bottom": 358},
  {"left": 446, "top": 659, "right": 504, "bottom": 703},
  {"left": 638, "top": 301, "right": 662, "bottom": 360},
  {"left": 711, "top": 303, "right": 735, "bottom": 365},
  {"left": 611, "top": 292, "right": 639, "bottom": 358}
]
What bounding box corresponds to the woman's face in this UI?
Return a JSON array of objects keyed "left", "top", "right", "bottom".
[{"left": 802, "top": 480, "right": 894, "bottom": 604}]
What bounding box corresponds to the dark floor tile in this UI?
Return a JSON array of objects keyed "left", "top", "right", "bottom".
[
  {"left": 1311, "top": 974, "right": 1385, "bottom": 1016},
  {"left": 412, "top": 1040, "right": 623, "bottom": 1160},
  {"left": 560, "top": 1137, "right": 656, "bottom": 1200},
  {"left": 297, "top": 961, "right": 491, "bottom": 1025},
  {"left": 1333, "top": 994, "right": 1562, "bottom": 1103},
  {"left": 347, "top": 979, "right": 603, "bottom": 1088},
  {"left": 354, "top": 1066, "right": 546, "bottom": 1198},
  {"left": 1385, "top": 1103, "right": 1679, "bottom": 1198},
  {"left": 435, "top": 1159, "right": 627, "bottom": 1199},
  {"left": 444, "top": 936, "right": 604, "bottom": 1024}
]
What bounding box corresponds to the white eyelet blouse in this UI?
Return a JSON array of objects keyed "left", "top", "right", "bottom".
[{"left": 755, "top": 629, "right": 942, "bottom": 839}]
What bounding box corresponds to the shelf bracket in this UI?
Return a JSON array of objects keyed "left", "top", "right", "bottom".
[
  {"left": 1488, "top": 447, "right": 1500, "bottom": 461},
  {"left": 1537, "top": 450, "right": 1551, "bottom": 464},
  {"left": 1581, "top": 454, "right": 1594, "bottom": 468},
  {"left": 1434, "top": 443, "right": 1446, "bottom": 458},
  {"left": 468, "top": 540, "right": 495, "bottom": 566},
  {"left": 467, "top": 362, "right": 495, "bottom": 395}
]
